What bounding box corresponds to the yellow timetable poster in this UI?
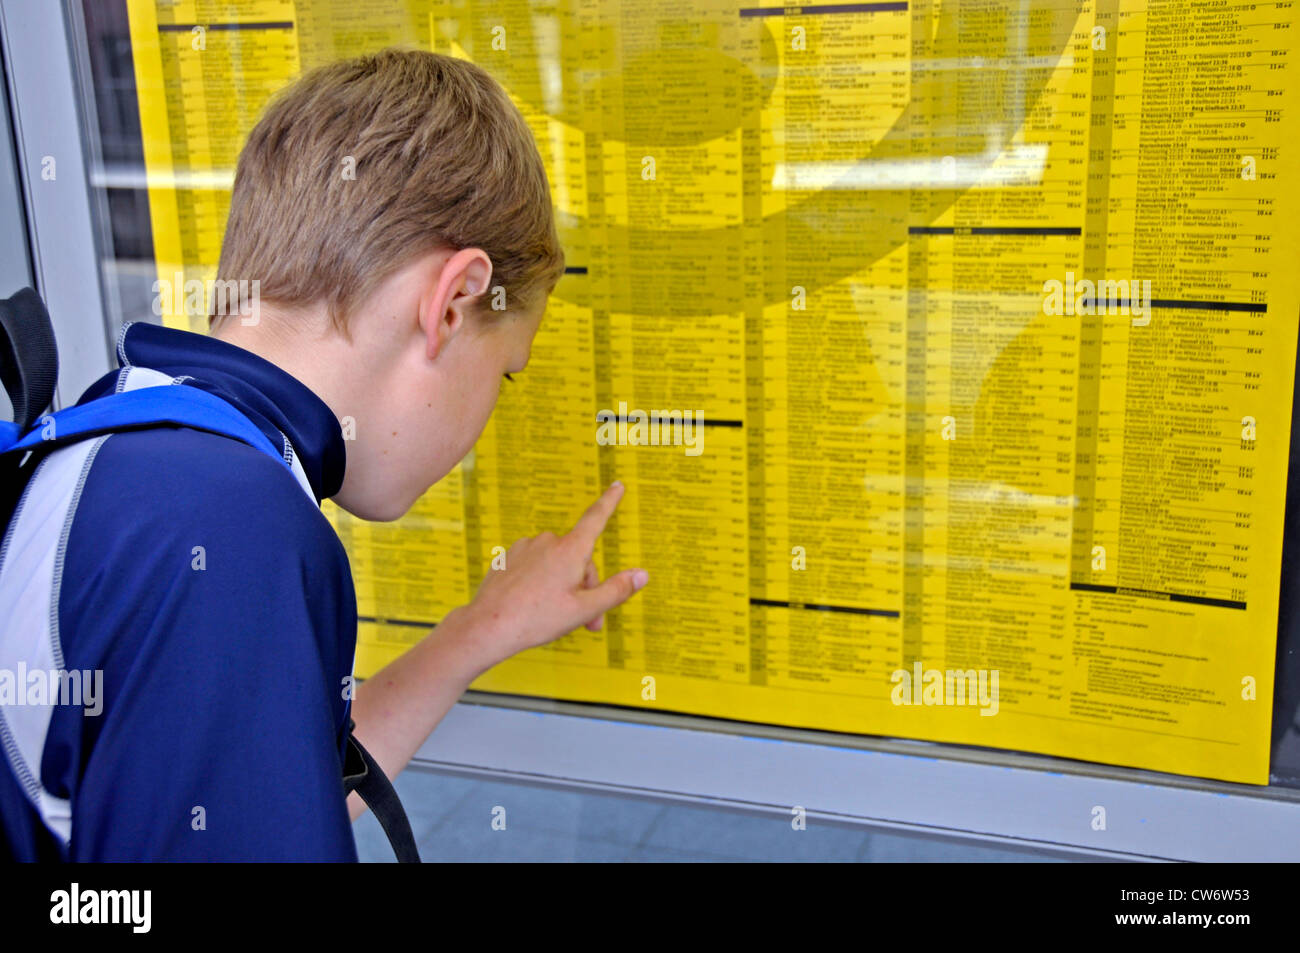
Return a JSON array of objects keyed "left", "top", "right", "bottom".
[{"left": 126, "top": 0, "right": 1300, "bottom": 784}]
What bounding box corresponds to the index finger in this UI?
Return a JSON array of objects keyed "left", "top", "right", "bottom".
[{"left": 566, "top": 481, "right": 626, "bottom": 551}]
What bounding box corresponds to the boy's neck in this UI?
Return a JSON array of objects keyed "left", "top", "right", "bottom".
[
  {"left": 208, "top": 305, "right": 422, "bottom": 519},
  {"left": 210, "top": 310, "right": 357, "bottom": 432}
]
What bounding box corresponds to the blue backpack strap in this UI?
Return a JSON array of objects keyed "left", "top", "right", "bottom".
[{"left": 0, "top": 385, "right": 288, "bottom": 472}]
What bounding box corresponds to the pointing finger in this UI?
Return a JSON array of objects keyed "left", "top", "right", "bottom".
[{"left": 566, "top": 481, "right": 626, "bottom": 553}]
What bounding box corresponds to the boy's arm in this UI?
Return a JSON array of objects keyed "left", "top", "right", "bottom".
[{"left": 346, "top": 482, "right": 647, "bottom": 819}]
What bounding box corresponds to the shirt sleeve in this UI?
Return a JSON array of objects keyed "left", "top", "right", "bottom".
[{"left": 46, "top": 429, "right": 359, "bottom": 861}]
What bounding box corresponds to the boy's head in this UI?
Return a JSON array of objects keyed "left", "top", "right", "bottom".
[{"left": 209, "top": 48, "right": 565, "bottom": 520}]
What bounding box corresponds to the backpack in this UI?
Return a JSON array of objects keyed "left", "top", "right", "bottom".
[{"left": 0, "top": 287, "right": 419, "bottom": 862}]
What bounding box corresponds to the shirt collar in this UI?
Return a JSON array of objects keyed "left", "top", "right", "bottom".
[{"left": 79, "top": 321, "right": 346, "bottom": 503}]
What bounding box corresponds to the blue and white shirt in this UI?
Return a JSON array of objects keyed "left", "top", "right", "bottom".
[{"left": 0, "top": 321, "right": 359, "bottom": 861}]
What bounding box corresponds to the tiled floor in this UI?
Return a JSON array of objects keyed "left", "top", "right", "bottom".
[{"left": 353, "top": 768, "right": 1074, "bottom": 862}]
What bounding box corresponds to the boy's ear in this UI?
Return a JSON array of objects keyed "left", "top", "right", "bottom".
[{"left": 418, "top": 247, "right": 493, "bottom": 361}]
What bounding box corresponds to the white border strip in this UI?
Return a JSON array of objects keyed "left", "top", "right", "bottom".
[{"left": 412, "top": 702, "right": 1300, "bottom": 862}]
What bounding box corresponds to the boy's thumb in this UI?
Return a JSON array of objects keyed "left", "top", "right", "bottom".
[{"left": 577, "top": 568, "right": 649, "bottom": 617}]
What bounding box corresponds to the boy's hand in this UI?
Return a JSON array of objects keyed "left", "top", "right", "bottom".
[{"left": 462, "top": 482, "right": 648, "bottom": 670}]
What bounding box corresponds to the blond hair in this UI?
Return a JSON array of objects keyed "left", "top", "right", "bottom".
[{"left": 209, "top": 48, "right": 564, "bottom": 333}]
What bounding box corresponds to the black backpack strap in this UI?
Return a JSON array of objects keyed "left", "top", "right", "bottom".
[
  {"left": 0, "top": 287, "right": 58, "bottom": 431},
  {"left": 342, "top": 718, "right": 420, "bottom": 863}
]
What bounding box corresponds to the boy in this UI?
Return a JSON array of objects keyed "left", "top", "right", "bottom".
[{"left": 0, "top": 48, "right": 648, "bottom": 860}]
